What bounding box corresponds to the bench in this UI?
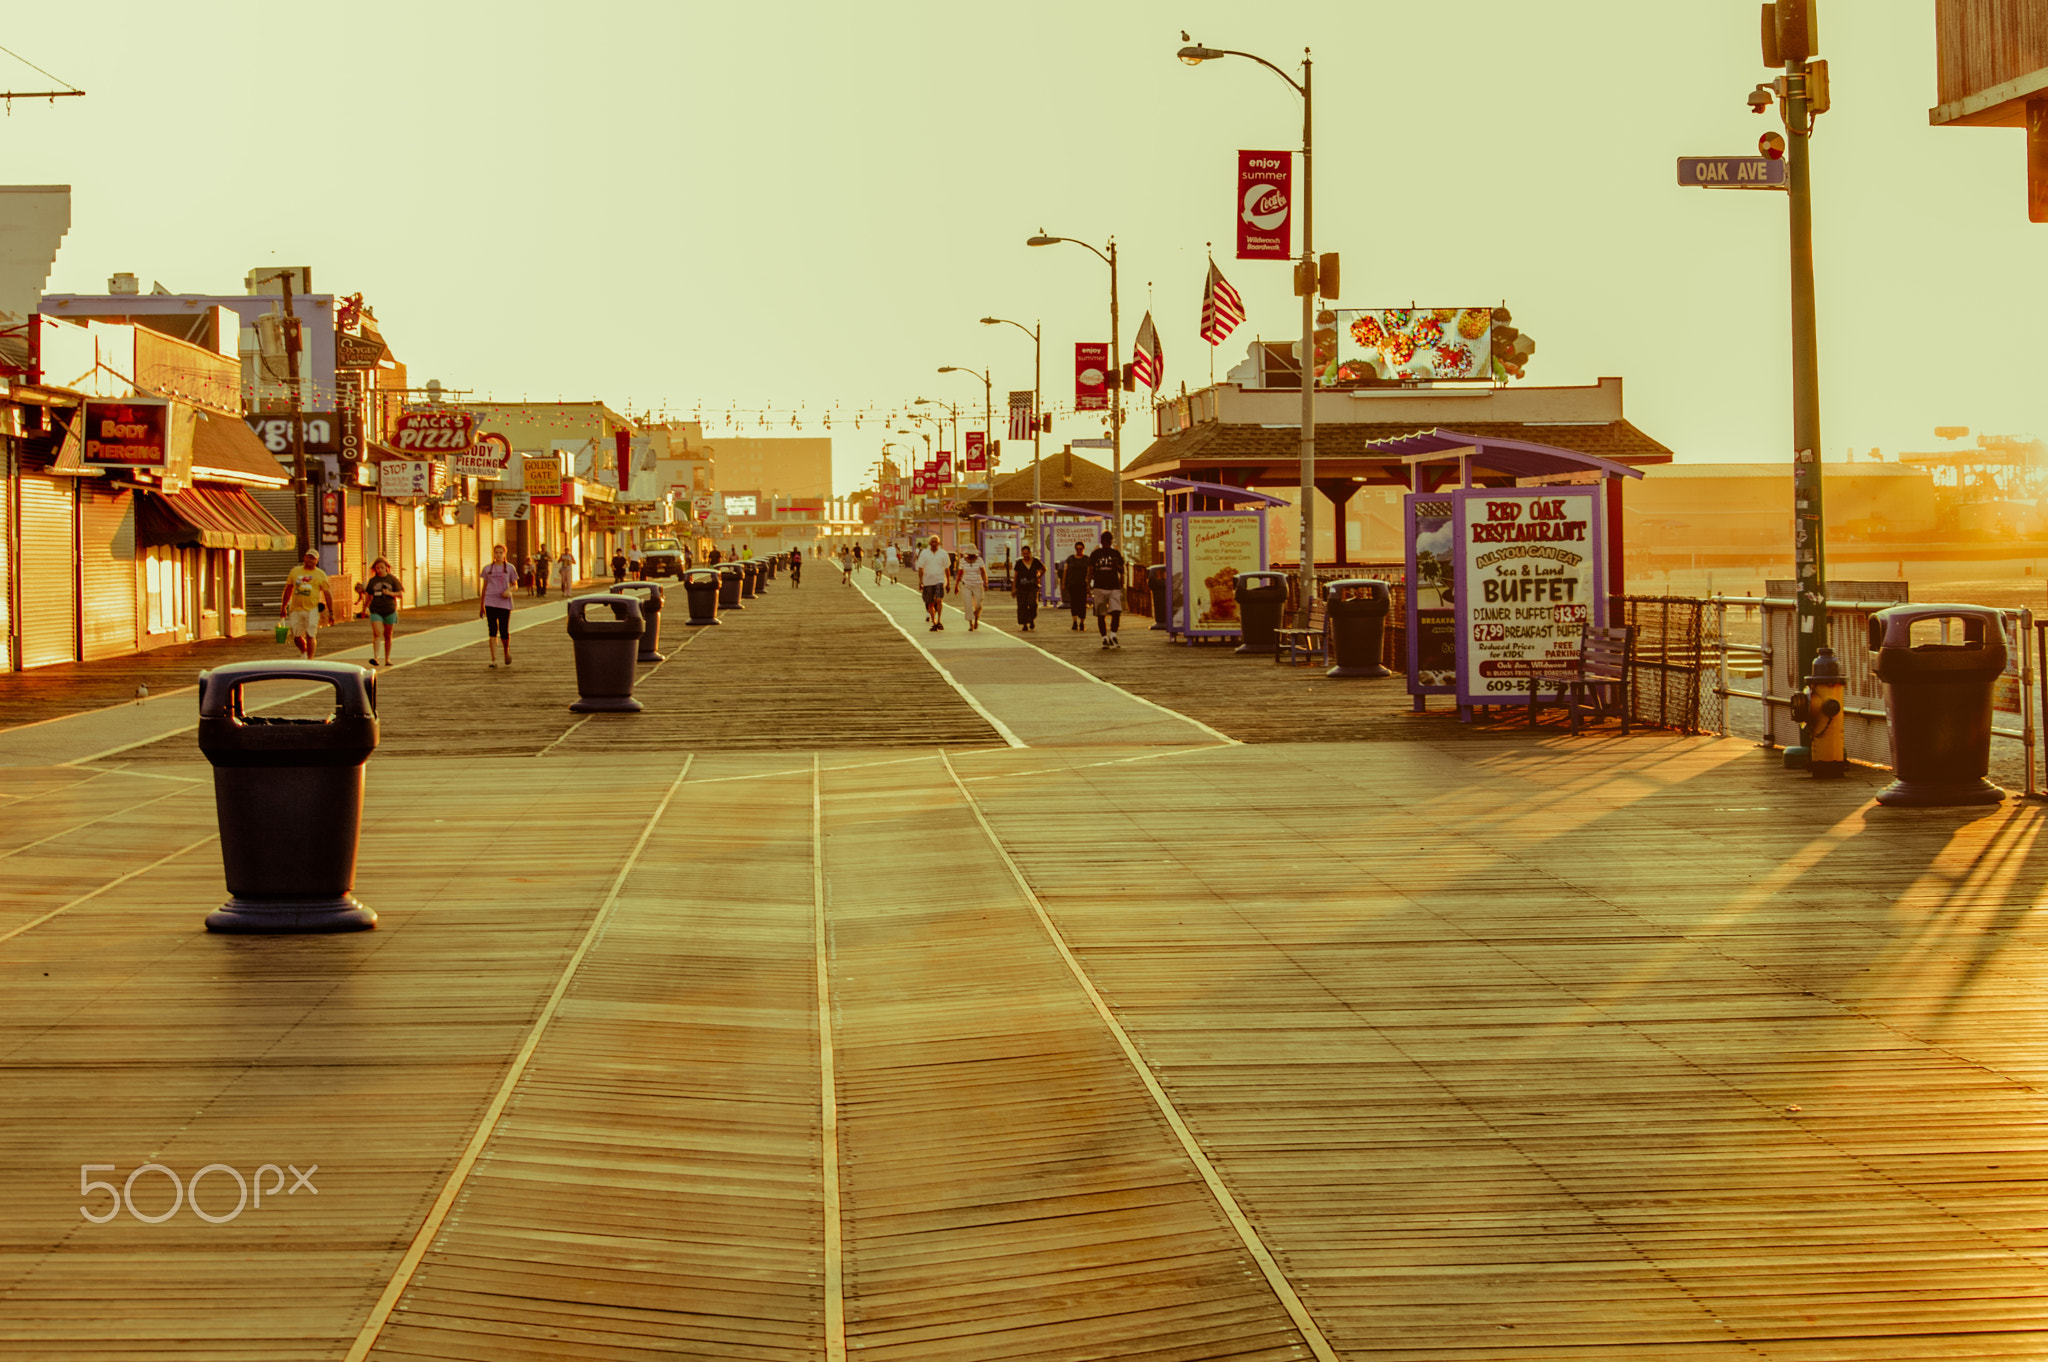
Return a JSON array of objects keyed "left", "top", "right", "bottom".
[
  {"left": 1274, "top": 598, "right": 1328, "bottom": 665},
  {"left": 1527, "top": 624, "right": 1635, "bottom": 733}
]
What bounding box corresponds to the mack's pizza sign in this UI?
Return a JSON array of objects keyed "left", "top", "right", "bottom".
[{"left": 389, "top": 408, "right": 476, "bottom": 452}]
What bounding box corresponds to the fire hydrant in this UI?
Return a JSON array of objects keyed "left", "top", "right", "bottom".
[{"left": 1789, "top": 645, "right": 1847, "bottom": 779}]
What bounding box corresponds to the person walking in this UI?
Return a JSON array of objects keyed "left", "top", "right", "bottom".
[
  {"left": 556, "top": 546, "right": 577, "bottom": 595},
  {"left": 533, "top": 545, "right": 552, "bottom": 598},
  {"left": 1061, "top": 540, "right": 1091, "bottom": 631},
  {"left": 1088, "top": 528, "right": 1128, "bottom": 649},
  {"left": 610, "top": 548, "right": 628, "bottom": 584},
  {"left": 915, "top": 534, "right": 950, "bottom": 631},
  {"left": 280, "top": 550, "right": 334, "bottom": 660},
  {"left": 789, "top": 547, "right": 803, "bottom": 587},
  {"left": 480, "top": 542, "right": 519, "bottom": 667},
  {"left": 839, "top": 547, "right": 854, "bottom": 586},
  {"left": 959, "top": 547, "right": 988, "bottom": 631},
  {"left": 362, "top": 556, "right": 404, "bottom": 667},
  {"left": 1012, "top": 545, "right": 1044, "bottom": 632},
  {"left": 874, "top": 545, "right": 891, "bottom": 586}
]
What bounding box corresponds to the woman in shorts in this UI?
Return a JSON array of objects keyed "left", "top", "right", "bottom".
[
  {"left": 480, "top": 543, "right": 519, "bottom": 668},
  {"left": 363, "top": 557, "right": 403, "bottom": 667}
]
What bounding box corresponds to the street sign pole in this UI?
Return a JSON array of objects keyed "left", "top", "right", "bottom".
[{"left": 1786, "top": 59, "right": 1826, "bottom": 763}]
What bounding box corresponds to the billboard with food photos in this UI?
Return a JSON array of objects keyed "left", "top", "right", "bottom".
[
  {"left": 1452, "top": 485, "right": 1605, "bottom": 709},
  {"left": 1323, "top": 307, "right": 1495, "bottom": 386}
]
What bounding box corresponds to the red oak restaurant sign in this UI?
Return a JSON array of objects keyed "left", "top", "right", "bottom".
[
  {"left": 1236, "top": 149, "right": 1292, "bottom": 261},
  {"left": 1452, "top": 485, "right": 1605, "bottom": 711}
]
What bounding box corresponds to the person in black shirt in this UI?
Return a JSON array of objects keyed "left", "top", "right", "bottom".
[
  {"left": 1061, "top": 541, "right": 1091, "bottom": 631},
  {"left": 1012, "top": 546, "right": 1045, "bottom": 631},
  {"left": 1087, "top": 529, "right": 1127, "bottom": 649}
]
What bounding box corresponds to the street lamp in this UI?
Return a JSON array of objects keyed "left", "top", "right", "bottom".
[
  {"left": 912, "top": 399, "right": 963, "bottom": 547},
  {"left": 1026, "top": 232, "right": 1123, "bottom": 560},
  {"left": 1179, "top": 37, "right": 1316, "bottom": 626},
  {"left": 938, "top": 365, "right": 995, "bottom": 543},
  {"left": 981, "top": 316, "right": 1042, "bottom": 571}
]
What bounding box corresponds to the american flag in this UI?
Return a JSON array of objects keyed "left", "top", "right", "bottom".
[
  {"left": 1008, "top": 390, "right": 1034, "bottom": 441},
  {"left": 1130, "top": 311, "right": 1162, "bottom": 390},
  {"left": 1201, "top": 261, "right": 1246, "bottom": 346}
]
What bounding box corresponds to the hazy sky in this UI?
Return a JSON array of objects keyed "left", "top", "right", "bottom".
[{"left": 7, "top": 1, "right": 2033, "bottom": 492}]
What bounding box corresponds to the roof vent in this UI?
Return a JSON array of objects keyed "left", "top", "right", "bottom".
[{"left": 108, "top": 272, "right": 138, "bottom": 295}]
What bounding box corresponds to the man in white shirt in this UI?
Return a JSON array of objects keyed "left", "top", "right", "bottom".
[{"left": 914, "top": 535, "right": 951, "bottom": 631}]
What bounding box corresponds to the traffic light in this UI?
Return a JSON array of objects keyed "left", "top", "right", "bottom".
[{"left": 1764, "top": 0, "right": 1817, "bottom": 65}]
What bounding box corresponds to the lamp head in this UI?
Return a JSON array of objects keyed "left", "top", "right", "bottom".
[
  {"left": 937, "top": 365, "right": 958, "bottom": 373},
  {"left": 979, "top": 316, "right": 998, "bottom": 325},
  {"left": 1027, "top": 233, "right": 1058, "bottom": 247},
  {"left": 1178, "top": 43, "right": 1223, "bottom": 65}
]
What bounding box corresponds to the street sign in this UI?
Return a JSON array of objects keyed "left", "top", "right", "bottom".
[{"left": 1676, "top": 156, "right": 1787, "bottom": 189}]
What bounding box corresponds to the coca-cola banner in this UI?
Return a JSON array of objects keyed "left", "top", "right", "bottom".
[
  {"left": 964, "top": 431, "right": 986, "bottom": 472},
  {"left": 1237, "top": 149, "right": 1292, "bottom": 261},
  {"left": 1075, "top": 342, "right": 1109, "bottom": 412}
]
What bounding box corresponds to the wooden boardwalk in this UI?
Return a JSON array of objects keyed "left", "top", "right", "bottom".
[{"left": 1, "top": 571, "right": 2045, "bottom": 1359}]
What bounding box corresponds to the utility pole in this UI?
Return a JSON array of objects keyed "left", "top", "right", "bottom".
[
  {"left": 1296, "top": 53, "right": 1315, "bottom": 627},
  {"left": 1108, "top": 239, "right": 1122, "bottom": 556},
  {"left": 1769, "top": 3, "right": 1828, "bottom": 760}
]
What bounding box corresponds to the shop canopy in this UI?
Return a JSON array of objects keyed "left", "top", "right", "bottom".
[
  {"left": 1146, "top": 477, "right": 1291, "bottom": 508},
  {"left": 1370, "top": 428, "right": 1648, "bottom": 487},
  {"left": 138, "top": 485, "right": 294, "bottom": 551}
]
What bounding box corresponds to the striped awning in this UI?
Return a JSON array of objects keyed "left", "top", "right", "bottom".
[{"left": 138, "top": 484, "right": 295, "bottom": 551}]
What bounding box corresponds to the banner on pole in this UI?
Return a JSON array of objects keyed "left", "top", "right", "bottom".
[
  {"left": 1008, "top": 390, "right": 1034, "bottom": 440},
  {"left": 963, "top": 431, "right": 986, "bottom": 472},
  {"left": 1236, "top": 149, "right": 1293, "bottom": 261},
  {"left": 1075, "top": 343, "right": 1109, "bottom": 412}
]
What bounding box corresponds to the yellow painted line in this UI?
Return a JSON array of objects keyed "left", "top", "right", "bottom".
[
  {"left": 813, "top": 753, "right": 847, "bottom": 1361},
  {"left": 341, "top": 755, "right": 693, "bottom": 1362},
  {"left": 939, "top": 749, "right": 1340, "bottom": 1362}
]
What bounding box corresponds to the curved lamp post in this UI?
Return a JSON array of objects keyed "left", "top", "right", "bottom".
[
  {"left": 1026, "top": 233, "right": 1123, "bottom": 559},
  {"left": 938, "top": 365, "right": 995, "bottom": 543},
  {"left": 1179, "top": 38, "right": 1316, "bottom": 625},
  {"left": 980, "top": 316, "right": 1042, "bottom": 574}
]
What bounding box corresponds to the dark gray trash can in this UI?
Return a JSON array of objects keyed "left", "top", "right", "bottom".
[
  {"left": 566, "top": 595, "right": 646, "bottom": 713},
  {"left": 682, "top": 566, "right": 721, "bottom": 625},
  {"left": 1869, "top": 603, "right": 2007, "bottom": 806},
  {"left": 1325, "top": 579, "right": 1393, "bottom": 678},
  {"left": 740, "top": 561, "right": 759, "bottom": 599},
  {"left": 718, "top": 563, "right": 745, "bottom": 611},
  {"left": 756, "top": 557, "right": 772, "bottom": 590},
  {"left": 612, "top": 581, "right": 667, "bottom": 662},
  {"left": 1233, "top": 571, "right": 1291, "bottom": 655},
  {"left": 197, "top": 660, "right": 379, "bottom": 934},
  {"left": 1148, "top": 563, "right": 1169, "bottom": 631}
]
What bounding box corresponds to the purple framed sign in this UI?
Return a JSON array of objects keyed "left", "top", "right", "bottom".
[
  {"left": 1452, "top": 484, "right": 1607, "bottom": 710},
  {"left": 1170, "top": 510, "right": 1266, "bottom": 641},
  {"left": 1403, "top": 493, "right": 1458, "bottom": 702}
]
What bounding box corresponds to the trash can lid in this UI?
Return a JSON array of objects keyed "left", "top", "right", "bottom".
[
  {"left": 198, "top": 659, "right": 376, "bottom": 720},
  {"left": 1237, "top": 571, "right": 1290, "bottom": 589},
  {"left": 1869, "top": 602, "right": 2007, "bottom": 653},
  {"left": 1325, "top": 578, "right": 1391, "bottom": 606}
]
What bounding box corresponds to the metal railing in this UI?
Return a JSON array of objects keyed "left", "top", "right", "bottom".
[{"left": 1706, "top": 594, "right": 2037, "bottom": 798}]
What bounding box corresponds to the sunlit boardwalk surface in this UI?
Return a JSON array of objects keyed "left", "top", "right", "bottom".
[{"left": 0, "top": 577, "right": 2042, "bottom": 1361}]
